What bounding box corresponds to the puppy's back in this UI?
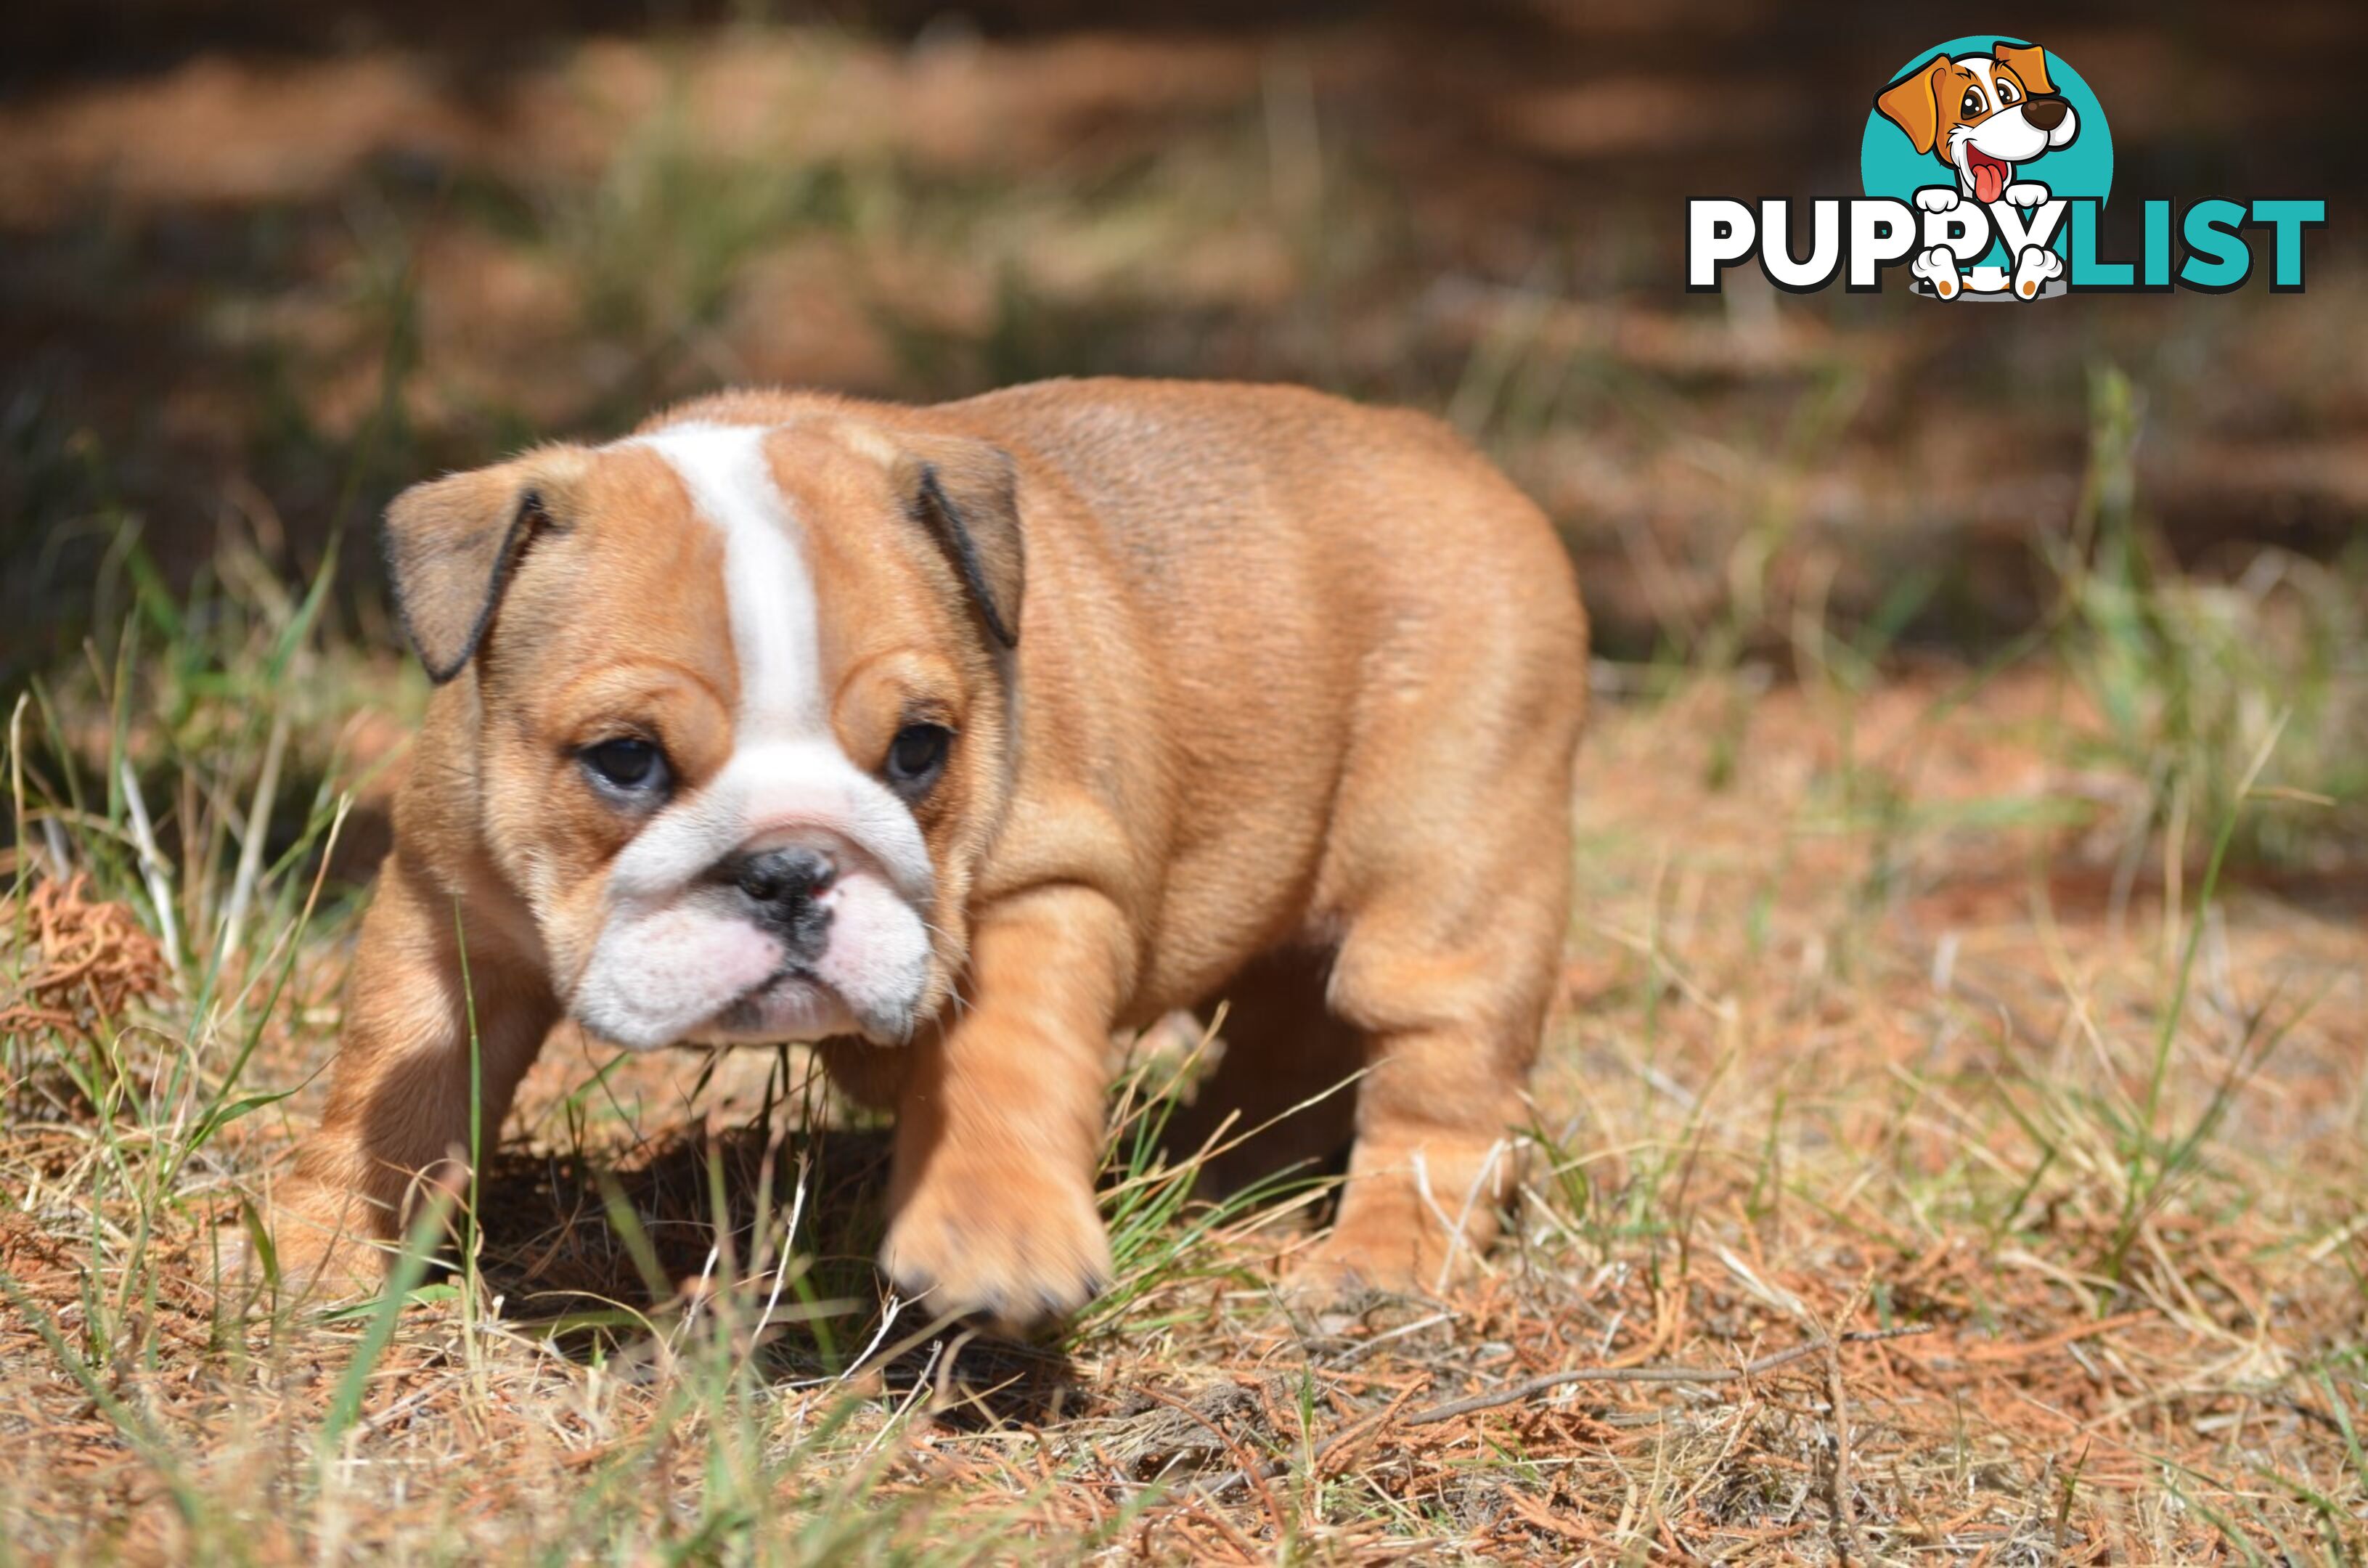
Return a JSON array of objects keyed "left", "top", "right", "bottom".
[{"left": 942, "top": 376, "right": 1583, "bottom": 658}]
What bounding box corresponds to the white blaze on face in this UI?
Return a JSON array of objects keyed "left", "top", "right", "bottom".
[{"left": 568, "top": 422, "right": 936, "bottom": 1053}]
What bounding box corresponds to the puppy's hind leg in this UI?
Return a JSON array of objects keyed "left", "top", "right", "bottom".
[
  {"left": 1293, "top": 859, "right": 1566, "bottom": 1302},
  {"left": 1289, "top": 727, "right": 1576, "bottom": 1304}
]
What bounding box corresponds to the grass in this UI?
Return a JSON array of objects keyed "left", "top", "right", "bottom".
[{"left": 7, "top": 21, "right": 2368, "bottom": 1562}]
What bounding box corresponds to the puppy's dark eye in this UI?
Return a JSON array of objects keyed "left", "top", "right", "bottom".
[
  {"left": 1997, "top": 81, "right": 2019, "bottom": 103},
  {"left": 884, "top": 724, "right": 951, "bottom": 793},
  {"left": 1961, "top": 86, "right": 1986, "bottom": 115},
  {"left": 581, "top": 738, "right": 669, "bottom": 798}
]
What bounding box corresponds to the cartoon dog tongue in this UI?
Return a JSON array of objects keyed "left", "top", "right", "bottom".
[{"left": 1967, "top": 148, "right": 2009, "bottom": 204}]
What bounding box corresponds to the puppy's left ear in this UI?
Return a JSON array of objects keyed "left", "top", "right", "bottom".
[
  {"left": 894, "top": 438, "right": 1024, "bottom": 649},
  {"left": 1993, "top": 42, "right": 2056, "bottom": 97}
]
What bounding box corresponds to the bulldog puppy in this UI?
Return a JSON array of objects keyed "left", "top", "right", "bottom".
[{"left": 272, "top": 377, "right": 1587, "bottom": 1331}]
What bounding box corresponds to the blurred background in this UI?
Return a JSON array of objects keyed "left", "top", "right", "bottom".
[{"left": 2, "top": 0, "right": 2362, "bottom": 756}]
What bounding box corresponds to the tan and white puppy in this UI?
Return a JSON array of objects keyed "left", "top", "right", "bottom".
[{"left": 272, "top": 378, "right": 1587, "bottom": 1331}]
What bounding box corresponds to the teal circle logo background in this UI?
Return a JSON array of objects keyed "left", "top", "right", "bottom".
[{"left": 1860, "top": 36, "right": 2112, "bottom": 265}]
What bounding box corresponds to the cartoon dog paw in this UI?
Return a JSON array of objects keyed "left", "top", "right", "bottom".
[
  {"left": 2012, "top": 245, "right": 2065, "bottom": 298},
  {"left": 1914, "top": 187, "right": 1961, "bottom": 213},
  {"left": 2001, "top": 181, "right": 2052, "bottom": 208},
  {"left": 1911, "top": 245, "right": 1963, "bottom": 299}
]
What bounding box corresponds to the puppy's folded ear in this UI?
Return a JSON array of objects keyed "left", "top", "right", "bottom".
[
  {"left": 382, "top": 449, "right": 586, "bottom": 683},
  {"left": 892, "top": 437, "right": 1024, "bottom": 649},
  {"left": 1875, "top": 54, "right": 1951, "bottom": 155},
  {"left": 1991, "top": 42, "right": 2056, "bottom": 98}
]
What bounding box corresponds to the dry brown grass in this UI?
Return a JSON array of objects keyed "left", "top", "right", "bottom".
[{"left": 0, "top": 871, "right": 170, "bottom": 1044}]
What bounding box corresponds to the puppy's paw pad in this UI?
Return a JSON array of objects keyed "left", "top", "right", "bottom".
[
  {"left": 1914, "top": 187, "right": 1961, "bottom": 213},
  {"left": 2002, "top": 181, "right": 2052, "bottom": 208}
]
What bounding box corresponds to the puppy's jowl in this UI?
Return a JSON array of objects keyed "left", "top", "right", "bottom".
[{"left": 276, "top": 378, "right": 1587, "bottom": 1331}]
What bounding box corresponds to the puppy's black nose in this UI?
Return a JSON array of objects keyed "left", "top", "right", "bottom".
[
  {"left": 2023, "top": 97, "right": 2068, "bottom": 131},
  {"left": 725, "top": 846, "right": 836, "bottom": 909},
  {"left": 722, "top": 847, "right": 836, "bottom": 959}
]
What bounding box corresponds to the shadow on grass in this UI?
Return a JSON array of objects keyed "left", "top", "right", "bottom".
[{"left": 462, "top": 1115, "right": 1083, "bottom": 1425}]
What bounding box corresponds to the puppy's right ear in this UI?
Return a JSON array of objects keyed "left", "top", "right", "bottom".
[
  {"left": 1875, "top": 54, "right": 1951, "bottom": 155},
  {"left": 382, "top": 450, "right": 585, "bottom": 683}
]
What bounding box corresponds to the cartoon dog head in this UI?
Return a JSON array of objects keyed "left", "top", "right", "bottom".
[{"left": 1876, "top": 43, "right": 2078, "bottom": 204}]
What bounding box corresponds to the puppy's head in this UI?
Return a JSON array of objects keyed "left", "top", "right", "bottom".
[
  {"left": 383, "top": 413, "right": 1021, "bottom": 1053},
  {"left": 1875, "top": 44, "right": 2078, "bottom": 204}
]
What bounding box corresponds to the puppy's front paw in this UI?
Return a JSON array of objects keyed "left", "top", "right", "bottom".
[
  {"left": 1914, "top": 186, "right": 1961, "bottom": 213},
  {"left": 2012, "top": 244, "right": 2065, "bottom": 298},
  {"left": 2001, "top": 181, "right": 2051, "bottom": 208},
  {"left": 1911, "top": 245, "right": 1963, "bottom": 300},
  {"left": 881, "top": 1163, "right": 1112, "bottom": 1336}
]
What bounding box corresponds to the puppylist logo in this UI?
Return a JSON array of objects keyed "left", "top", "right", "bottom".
[{"left": 1690, "top": 36, "right": 2324, "bottom": 300}]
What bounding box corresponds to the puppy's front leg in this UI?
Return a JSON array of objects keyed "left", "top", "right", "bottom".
[
  {"left": 881, "top": 886, "right": 1126, "bottom": 1334},
  {"left": 271, "top": 852, "right": 556, "bottom": 1294}
]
